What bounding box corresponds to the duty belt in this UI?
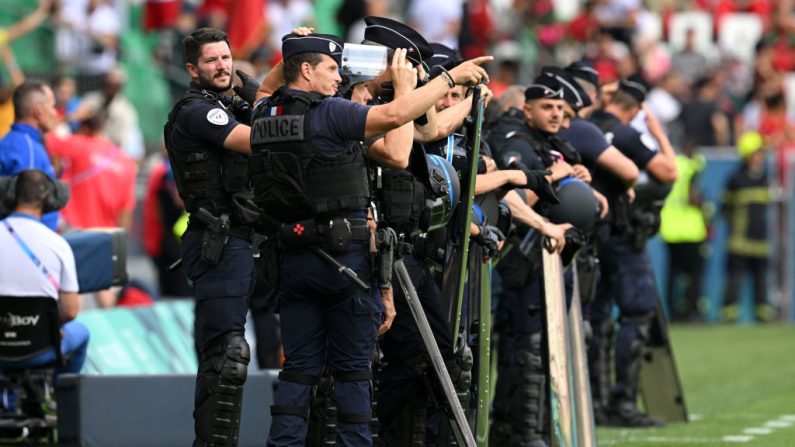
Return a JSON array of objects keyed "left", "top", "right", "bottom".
[
  {"left": 187, "top": 220, "right": 254, "bottom": 242},
  {"left": 278, "top": 217, "right": 371, "bottom": 253}
]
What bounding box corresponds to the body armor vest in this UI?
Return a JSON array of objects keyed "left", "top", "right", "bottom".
[
  {"left": 249, "top": 87, "right": 371, "bottom": 225},
  {"left": 379, "top": 168, "right": 428, "bottom": 235},
  {"left": 164, "top": 88, "right": 249, "bottom": 219}
]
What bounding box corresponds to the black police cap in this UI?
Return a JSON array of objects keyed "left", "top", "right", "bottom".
[
  {"left": 427, "top": 43, "right": 462, "bottom": 79},
  {"left": 525, "top": 74, "right": 565, "bottom": 101},
  {"left": 363, "top": 16, "right": 433, "bottom": 68},
  {"left": 565, "top": 60, "right": 599, "bottom": 87},
  {"left": 618, "top": 75, "right": 649, "bottom": 103},
  {"left": 540, "top": 66, "right": 592, "bottom": 110},
  {"left": 282, "top": 33, "right": 344, "bottom": 64}
]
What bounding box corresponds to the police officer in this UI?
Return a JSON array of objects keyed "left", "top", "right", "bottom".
[
  {"left": 163, "top": 28, "right": 261, "bottom": 446},
  {"left": 359, "top": 29, "right": 512, "bottom": 445},
  {"left": 588, "top": 76, "right": 677, "bottom": 427},
  {"left": 489, "top": 71, "right": 606, "bottom": 446},
  {"left": 250, "top": 31, "right": 489, "bottom": 446}
]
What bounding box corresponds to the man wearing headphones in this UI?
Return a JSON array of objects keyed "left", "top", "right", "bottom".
[{"left": 0, "top": 169, "right": 89, "bottom": 375}]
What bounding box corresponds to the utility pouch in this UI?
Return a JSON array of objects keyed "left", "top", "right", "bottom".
[{"left": 325, "top": 217, "right": 353, "bottom": 254}]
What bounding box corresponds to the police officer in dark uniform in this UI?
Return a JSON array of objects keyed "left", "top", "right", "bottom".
[
  {"left": 588, "top": 77, "right": 677, "bottom": 427},
  {"left": 357, "top": 23, "right": 461, "bottom": 446},
  {"left": 163, "top": 28, "right": 261, "bottom": 446},
  {"left": 489, "top": 73, "right": 602, "bottom": 447},
  {"left": 250, "top": 31, "right": 490, "bottom": 446}
]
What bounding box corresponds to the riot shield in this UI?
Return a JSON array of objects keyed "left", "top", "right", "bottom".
[
  {"left": 474, "top": 259, "right": 492, "bottom": 446},
  {"left": 639, "top": 301, "right": 689, "bottom": 423},
  {"left": 542, "top": 246, "right": 575, "bottom": 447},
  {"left": 393, "top": 258, "right": 477, "bottom": 447},
  {"left": 441, "top": 88, "right": 484, "bottom": 346},
  {"left": 569, "top": 262, "right": 597, "bottom": 447}
]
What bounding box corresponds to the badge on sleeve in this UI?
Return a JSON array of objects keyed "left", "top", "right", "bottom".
[
  {"left": 640, "top": 132, "right": 658, "bottom": 151},
  {"left": 206, "top": 108, "right": 229, "bottom": 126}
]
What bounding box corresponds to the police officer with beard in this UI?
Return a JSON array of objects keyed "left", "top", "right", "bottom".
[
  {"left": 588, "top": 77, "right": 677, "bottom": 427},
  {"left": 249, "top": 31, "right": 489, "bottom": 446},
  {"left": 163, "top": 27, "right": 263, "bottom": 447}
]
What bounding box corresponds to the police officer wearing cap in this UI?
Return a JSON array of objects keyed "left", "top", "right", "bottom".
[
  {"left": 249, "top": 30, "right": 488, "bottom": 446},
  {"left": 588, "top": 76, "right": 677, "bottom": 427},
  {"left": 489, "top": 72, "right": 603, "bottom": 447},
  {"left": 163, "top": 27, "right": 264, "bottom": 447},
  {"left": 352, "top": 21, "right": 493, "bottom": 444}
]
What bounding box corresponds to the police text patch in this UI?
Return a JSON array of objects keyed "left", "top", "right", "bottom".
[
  {"left": 206, "top": 108, "right": 229, "bottom": 126},
  {"left": 252, "top": 115, "right": 305, "bottom": 144}
]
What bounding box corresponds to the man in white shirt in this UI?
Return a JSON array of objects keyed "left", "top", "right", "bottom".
[{"left": 0, "top": 169, "right": 88, "bottom": 374}]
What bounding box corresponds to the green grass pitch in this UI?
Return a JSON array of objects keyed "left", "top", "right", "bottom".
[{"left": 597, "top": 324, "right": 795, "bottom": 446}]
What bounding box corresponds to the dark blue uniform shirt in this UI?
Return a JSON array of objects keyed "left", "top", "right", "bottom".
[
  {"left": 168, "top": 86, "right": 241, "bottom": 154},
  {"left": 559, "top": 118, "right": 610, "bottom": 170},
  {"left": 591, "top": 110, "right": 656, "bottom": 170}
]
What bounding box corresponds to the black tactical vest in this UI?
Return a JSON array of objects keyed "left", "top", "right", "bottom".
[
  {"left": 249, "top": 87, "right": 371, "bottom": 225},
  {"left": 163, "top": 88, "right": 249, "bottom": 219},
  {"left": 379, "top": 167, "right": 428, "bottom": 235}
]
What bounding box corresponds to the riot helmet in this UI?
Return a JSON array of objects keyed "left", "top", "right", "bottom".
[
  {"left": 338, "top": 43, "right": 388, "bottom": 98},
  {"left": 545, "top": 177, "right": 599, "bottom": 232},
  {"left": 419, "top": 154, "right": 461, "bottom": 233}
]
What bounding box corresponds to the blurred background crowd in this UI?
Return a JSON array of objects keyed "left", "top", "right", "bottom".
[{"left": 1, "top": 0, "right": 793, "bottom": 323}]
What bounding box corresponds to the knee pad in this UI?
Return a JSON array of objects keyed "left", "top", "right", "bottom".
[
  {"left": 206, "top": 332, "right": 250, "bottom": 386},
  {"left": 619, "top": 312, "right": 652, "bottom": 347},
  {"left": 450, "top": 342, "right": 473, "bottom": 393},
  {"left": 510, "top": 334, "right": 547, "bottom": 439},
  {"left": 195, "top": 332, "right": 250, "bottom": 446}
]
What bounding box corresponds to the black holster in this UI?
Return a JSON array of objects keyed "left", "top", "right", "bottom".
[
  {"left": 576, "top": 251, "right": 599, "bottom": 305},
  {"left": 503, "top": 230, "right": 541, "bottom": 289},
  {"left": 375, "top": 228, "right": 397, "bottom": 289},
  {"left": 195, "top": 208, "right": 231, "bottom": 265}
]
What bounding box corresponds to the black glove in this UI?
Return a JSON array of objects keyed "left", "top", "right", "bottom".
[
  {"left": 229, "top": 95, "right": 252, "bottom": 124},
  {"left": 472, "top": 225, "right": 505, "bottom": 257},
  {"left": 518, "top": 166, "right": 560, "bottom": 205},
  {"left": 233, "top": 69, "right": 259, "bottom": 106}
]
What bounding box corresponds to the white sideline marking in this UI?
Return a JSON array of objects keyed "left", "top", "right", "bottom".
[
  {"left": 743, "top": 427, "right": 772, "bottom": 435},
  {"left": 689, "top": 413, "right": 703, "bottom": 421},
  {"left": 780, "top": 414, "right": 795, "bottom": 421},
  {"left": 766, "top": 419, "right": 793, "bottom": 428},
  {"left": 599, "top": 437, "right": 714, "bottom": 445},
  {"left": 723, "top": 435, "right": 754, "bottom": 442}
]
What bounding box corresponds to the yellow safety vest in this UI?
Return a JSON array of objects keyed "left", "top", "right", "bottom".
[{"left": 660, "top": 155, "right": 708, "bottom": 243}]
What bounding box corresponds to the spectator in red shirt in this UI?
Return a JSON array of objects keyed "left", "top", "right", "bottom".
[
  {"left": 568, "top": 0, "right": 600, "bottom": 43},
  {"left": 46, "top": 110, "right": 137, "bottom": 231}
]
